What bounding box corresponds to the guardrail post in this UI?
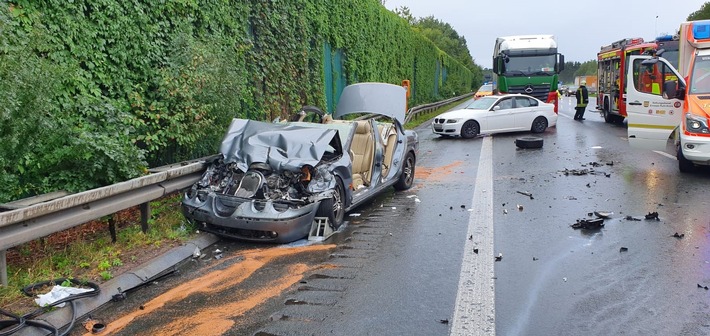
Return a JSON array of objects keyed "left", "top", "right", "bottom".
[
  {"left": 108, "top": 215, "right": 117, "bottom": 243},
  {"left": 1, "top": 250, "right": 7, "bottom": 286},
  {"left": 140, "top": 202, "right": 150, "bottom": 233}
]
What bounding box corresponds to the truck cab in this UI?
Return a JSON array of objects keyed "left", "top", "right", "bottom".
[
  {"left": 626, "top": 20, "right": 710, "bottom": 172},
  {"left": 492, "top": 35, "right": 564, "bottom": 112}
]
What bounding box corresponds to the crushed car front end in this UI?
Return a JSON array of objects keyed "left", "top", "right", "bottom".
[{"left": 182, "top": 119, "right": 346, "bottom": 243}]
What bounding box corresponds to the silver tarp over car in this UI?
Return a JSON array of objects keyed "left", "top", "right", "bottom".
[{"left": 219, "top": 119, "right": 342, "bottom": 173}]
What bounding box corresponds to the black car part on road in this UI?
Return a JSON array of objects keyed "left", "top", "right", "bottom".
[{"left": 515, "top": 136, "right": 544, "bottom": 149}]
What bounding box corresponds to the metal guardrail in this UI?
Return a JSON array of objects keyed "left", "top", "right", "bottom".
[
  {"left": 353, "top": 92, "right": 474, "bottom": 124},
  {"left": 403, "top": 92, "right": 474, "bottom": 125},
  {"left": 0, "top": 157, "right": 214, "bottom": 286}
]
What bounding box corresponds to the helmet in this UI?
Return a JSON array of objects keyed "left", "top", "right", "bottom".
[{"left": 580, "top": 80, "right": 587, "bottom": 85}]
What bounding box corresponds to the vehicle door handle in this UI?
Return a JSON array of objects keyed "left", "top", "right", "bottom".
[{"left": 628, "top": 102, "right": 642, "bottom": 106}]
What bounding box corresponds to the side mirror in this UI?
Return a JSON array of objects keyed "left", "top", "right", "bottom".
[
  {"left": 641, "top": 58, "right": 659, "bottom": 66},
  {"left": 558, "top": 54, "right": 565, "bottom": 72},
  {"left": 493, "top": 106, "right": 501, "bottom": 111},
  {"left": 662, "top": 80, "right": 685, "bottom": 100},
  {"left": 493, "top": 57, "right": 499, "bottom": 74}
]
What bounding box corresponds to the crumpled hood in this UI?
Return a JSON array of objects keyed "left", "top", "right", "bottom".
[{"left": 219, "top": 119, "right": 341, "bottom": 172}]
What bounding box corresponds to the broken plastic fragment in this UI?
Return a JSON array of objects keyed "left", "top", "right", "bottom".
[
  {"left": 571, "top": 218, "right": 604, "bottom": 230},
  {"left": 644, "top": 212, "right": 660, "bottom": 220},
  {"left": 620, "top": 247, "right": 628, "bottom": 252},
  {"left": 517, "top": 204, "right": 523, "bottom": 211},
  {"left": 672, "top": 232, "right": 685, "bottom": 239},
  {"left": 625, "top": 215, "right": 641, "bottom": 221},
  {"left": 495, "top": 253, "right": 503, "bottom": 261},
  {"left": 594, "top": 211, "right": 613, "bottom": 219},
  {"left": 192, "top": 247, "right": 201, "bottom": 258},
  {"left": 349, "top": 213, "right": 361, "bottom": 217}
]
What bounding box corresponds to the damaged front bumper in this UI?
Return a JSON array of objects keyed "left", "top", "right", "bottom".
[{"left": 182, "top": 192, "right": 323, "bottom": 243}]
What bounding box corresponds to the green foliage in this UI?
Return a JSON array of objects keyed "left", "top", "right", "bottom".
[
  {"left": 1, "top": 0, "right": 474, "bottom": 203},
  {"left": 688, "top": 2, "right": 710, "bottom": 20},
  {"left": 574, "top": 60, "right": 598, "bottom": 77}
]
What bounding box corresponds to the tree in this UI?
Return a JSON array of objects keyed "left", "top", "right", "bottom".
[
  {"left": 688, "top": 2, "right": 710, "bottom": 20},
  {"left": 575, "top": 60, "right": 597, "bottom": 77},
  {"left": 414, "top": 16, "right": 476, "bottom": 70},
  {"left": 393, "top": 6, "right": 415, "bottom": 25}
]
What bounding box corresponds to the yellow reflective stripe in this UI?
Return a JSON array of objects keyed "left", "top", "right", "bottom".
[{"left": 627, "top": 123, "right": 676, "bottom": 130}]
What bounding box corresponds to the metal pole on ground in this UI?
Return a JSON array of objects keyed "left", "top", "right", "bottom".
[{"left": 1, "top": 250, "right": 7, "bottom": 286}]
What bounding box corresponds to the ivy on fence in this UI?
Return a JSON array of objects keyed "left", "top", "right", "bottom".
[{"left": 0, "top": 0, "right": 477, "bottom": 203}]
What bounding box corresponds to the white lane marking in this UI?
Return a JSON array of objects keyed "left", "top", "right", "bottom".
[
  {"left": 450, "top": 136, "right": 495, "bottom": 335},
  {"left": 653, "top": 150, "right": 677, "bottom": 160}
]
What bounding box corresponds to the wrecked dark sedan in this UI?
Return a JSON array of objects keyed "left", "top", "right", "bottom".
[{"left": 182, "top": 83, "right": 419, "bottom": 243}]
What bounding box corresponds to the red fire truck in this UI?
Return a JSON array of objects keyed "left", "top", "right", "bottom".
[
  {"left": 596, "top": 36, "right": 680, "bottom": 124},
  {"left": 597, "top": 38, "right": 657, "bottom": 123}
]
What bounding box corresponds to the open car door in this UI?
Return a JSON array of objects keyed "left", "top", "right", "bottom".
[{"left": 626, "top": 55, "right": 685, "bottom": 150}]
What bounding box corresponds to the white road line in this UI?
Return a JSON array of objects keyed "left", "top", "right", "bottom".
[
  {"left": 450, "top": 136, "right": 495, "bottom": 336},
  {"left": 653, "top": 150, "right": 677, "bottom": 160}
]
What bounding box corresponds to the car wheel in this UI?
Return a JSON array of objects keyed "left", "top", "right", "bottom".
[
  {"left": 394, "top": 152, "right": 415, "bottom": 191},
  {"left": 316, "top": 178, "right": 345, "bottom": 229},
  {"left": 515, "top": 136, "right": 543, "bottom": 149},
  {"left": 678, "top": 146, "right": 695, "bottom": 173},
  {"left": 461, "top": 120, "right": 479, "bottom": 139},
  {"left": 530, "top": 117, "right": 548, "bottom": 133}
]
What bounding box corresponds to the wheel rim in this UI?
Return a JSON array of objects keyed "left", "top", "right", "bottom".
[
  {"left": 462, "top": 122, "right": 477, "bottom": 138},
  {"left": 402, "top": 155, "right": 414, "bottom": 186},
  {"left": 533, "top": 118, "right": 546, "bottom": 132},
  {"left": 332, "top": 183, "right": 344, "bottom": 222}
]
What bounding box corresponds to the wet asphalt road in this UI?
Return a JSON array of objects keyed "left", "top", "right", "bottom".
[{"left": 80, "top": 96, "right": 710, "bottom": 336}]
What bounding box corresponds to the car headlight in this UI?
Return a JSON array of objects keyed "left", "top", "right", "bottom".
[
  {"left": 685, "top": 114, "right": 710, "bottom": 134},
  {"left": 446, "top": 119, "right": 460, "bottom": 123}
]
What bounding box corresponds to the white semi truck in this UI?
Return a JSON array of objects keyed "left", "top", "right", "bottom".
[{"left": 492, "top": 35, "right": 565, "bottom": 112}]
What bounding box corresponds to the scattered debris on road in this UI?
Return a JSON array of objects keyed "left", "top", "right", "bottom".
[
  {"left": 192, "top": 247, "right": 201, "bottom": 258},
  {"left": 516, "top": 191, "right": 534, "bottom": 199},
  {"left": 672, "top": 232, "right": 685, "bottom": 239},
  {"left": 594, "top": 211, "right": 613, "bottom": 219},
  {"left": 625, "top": 215, "right": 642, "bottom": 221},
  {"left": 645, "top": 212, "right": 660, "bottom": 220},
  {"left": 620, "top": 247, "right": 628, "bottom": 252},
  {"left": 516, "top": 204, "right": 523, "bottom": 211},
  {"left": 532, "top": 257, "right": 538, "bottom": 261},
  {"left": 698, "top": 284, "right": 709, "bottom": 290},
  {"left": 473, "top": 248, "right": 479, "bottom": 254},
  {"left": 503, "top": 209, "right": 508, "bottom": 214},
  {"left": 495, "top": 253, "right": 503, "bottom": 261},
  {"left": 439, "top": 319, "right": 449, "bottom": 324},
  {"left": 571, "top": 218, "right": 605, "bottom": 230}
]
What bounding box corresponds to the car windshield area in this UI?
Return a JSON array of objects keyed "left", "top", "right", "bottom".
[
  {"left": 465, "top": 96, "right": 497, "bottom": 110},
  {"left": 504, "top": 54, "right": 557, "bottom": 76},
  {"left": 690, "top": 55, "right": 710, "bottom": 95}
]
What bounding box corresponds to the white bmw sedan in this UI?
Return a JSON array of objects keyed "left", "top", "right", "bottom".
[{"left": 431, "top": 94, "right": 557, "bottom": 138}]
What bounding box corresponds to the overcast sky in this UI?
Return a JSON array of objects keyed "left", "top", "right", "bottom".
[{"left": 383, "top": 0, "right": 706, "bottom": 68}]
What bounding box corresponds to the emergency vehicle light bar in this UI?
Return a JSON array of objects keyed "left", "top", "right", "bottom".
[{"left": 692, "top": 21, "right": 710, "bottom": 40}]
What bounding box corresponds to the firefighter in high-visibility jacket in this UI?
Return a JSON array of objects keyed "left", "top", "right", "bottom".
[{"left": 574, "top": 80, "right": 589, "bottom": 120}]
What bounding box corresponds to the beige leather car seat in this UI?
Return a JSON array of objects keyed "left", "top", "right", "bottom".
[
  {"left": 350, "top": 120, "right": 374, "bottom": 189},
  {"left": 379, "top": 124, "right": 397, "bottom": 177}
]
